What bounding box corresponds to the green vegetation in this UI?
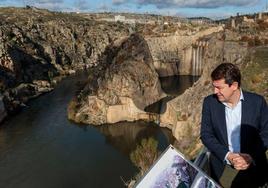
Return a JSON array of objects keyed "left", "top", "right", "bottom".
[
  {"left": 67, "top": 98, "right": 78, "bottom": 119},
  {"left": 241, "top": 47, "right": 268, "bottom": 101},
  {"left": 130, "top": 137, "right": 159, "bottom": 176},
  {"left": 256, "top": 19, "right": 268, "bottom": 31},
  {"left": 174, "top": 123, "right": 201, "bottom": 159}
]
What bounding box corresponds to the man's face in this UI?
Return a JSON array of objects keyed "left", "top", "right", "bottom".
[{"left": 212, "top": 79, "right": 238, "bottom": 103}]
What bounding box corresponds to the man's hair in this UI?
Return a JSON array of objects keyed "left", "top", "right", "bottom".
[{"left": 211, "top": 63, "right": 241, "bottom": 87}]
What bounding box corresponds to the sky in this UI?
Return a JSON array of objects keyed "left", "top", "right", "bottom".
[{"left": 0, "top": 0, "right": 268, "bottom": 19}]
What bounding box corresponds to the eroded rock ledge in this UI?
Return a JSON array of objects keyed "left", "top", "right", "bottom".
[{"left": 68, "top": 34, "right": 165, "bottom": 125}]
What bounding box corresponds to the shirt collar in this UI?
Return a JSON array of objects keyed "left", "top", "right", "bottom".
[
  {"left": 223, "top": 89, "right": 244, "bottom": 108},
  {"left": 240, "top": 89, "right": 244, "bottom": 101}
]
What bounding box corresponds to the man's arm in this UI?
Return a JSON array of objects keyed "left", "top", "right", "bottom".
[
  {"left": 259, "top": 96, "right": 268, "bottom": 150},
  {"left": 200, "top": 97, "right": 229, "bottom": 162}
]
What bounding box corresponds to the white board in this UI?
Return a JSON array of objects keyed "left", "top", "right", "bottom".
[{"left": 135, "top": 145, "right": 221, "bottom": 188}]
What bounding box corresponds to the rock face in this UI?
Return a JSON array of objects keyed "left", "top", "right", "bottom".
[
  {"left": 0, "top": 7, "right": 129, "bottom": 122},
  {"left": 240, "top": 47, "right": 268, "bottom": 102},
  {"left": 68, "top": 34, "right": 165, "bottom": 125}
]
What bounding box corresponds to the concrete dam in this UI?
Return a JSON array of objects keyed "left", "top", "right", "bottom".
[{"left": 146, "top": 26, "right": 223, "bottom": 77}]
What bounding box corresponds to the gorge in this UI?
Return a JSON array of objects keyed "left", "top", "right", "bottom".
[{"left": 1, "top": 6, "right": 268, "bottom": 187}]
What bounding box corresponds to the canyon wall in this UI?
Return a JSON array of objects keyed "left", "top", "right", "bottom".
[{"left": 0, "top": 7, "right": 129, "bottom": 122}]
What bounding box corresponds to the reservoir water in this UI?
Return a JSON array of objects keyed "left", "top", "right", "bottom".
[
  {"left": 0, "top": 72, "right": 197, "bottom": 188},
  {"left": 145, "top": 75, "right": 199, "bottom": 113}
]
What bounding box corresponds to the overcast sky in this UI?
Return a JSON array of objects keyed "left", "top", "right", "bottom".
[{"left": 0, "top": 0, "right": 268, "bottom": 19}]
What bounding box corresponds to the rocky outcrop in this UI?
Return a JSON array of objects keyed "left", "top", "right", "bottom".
[
  {"left": 0, "top": 7, "right": 129, "bottom": 122},
  {"left": 68, "top": 34, "right": 165, "bottom": 125}
]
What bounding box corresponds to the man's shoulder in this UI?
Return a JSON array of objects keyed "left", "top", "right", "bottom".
[
  {"left": 242, "top": 90, "right": 265, "bottom": 101},
  {"left": 204, "top": 94, "right": 217, "bottom": 99},
  {"left": 242, "top": 90, "right": 267, "bottom": 107},
  {"left": 204, "top": 94, "right": 218, "bottom": 103}
]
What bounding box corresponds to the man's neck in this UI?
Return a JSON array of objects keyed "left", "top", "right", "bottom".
[{"left": 227, "top": 89, "right": 241, "bottom": 108}]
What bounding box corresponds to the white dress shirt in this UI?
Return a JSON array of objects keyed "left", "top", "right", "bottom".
[{"left": 223, "top": 90, "right": 244, "bottom": 163}]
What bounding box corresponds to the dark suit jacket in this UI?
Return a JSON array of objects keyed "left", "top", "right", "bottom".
[{"left": 200, "top": 91, "right": 268, "bottom": 186}]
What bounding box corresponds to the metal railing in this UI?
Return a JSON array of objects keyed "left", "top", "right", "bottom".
[
  {"left": 194, "top": 147, "right": 268, "bottom": 188},
  {"left": 193, "top": 147, "right": 211, "bottom": 175}
]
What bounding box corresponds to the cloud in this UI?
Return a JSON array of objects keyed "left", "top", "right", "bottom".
[
  {"left": 13, "top": 0, "right": 66, "bottom": 11},
  {"left": 176, "top": 10, "right": 234, "bottom": 19},
  {"left": 112, "top": 0, "right": 260, "bottom": 9},
  {"left": 112, "top": 0, "right": 127, "bottom": 5},
  {"left": 26, "top": 0, "right": 64, "bottom": 4}
]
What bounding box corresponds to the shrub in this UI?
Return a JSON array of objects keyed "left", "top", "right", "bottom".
[
  {"left": 248, "top": 39, "right": 255, "bottom": 47},
  {"left": 264, "top": 38, "right": 268, "bottom": 45},
  {"left": 239, "top": 35, "right": 263, "bottom": 47},
  {"left": 67, "top": 97, "right": 79, "bottom": 120},
  {"left": 254, "top": 36, "right": 262, "bottom": 46},
  {"left": 257, "top": 20, "right": 268, "bottom": 31},
  {"left": 204, "top": 80, "right": 210, "bottom": 86},
  {"left": 251, "top": 74, "right": 262, "bottom": 84},
  {"left": 240, "top": 35, "right": 251, "bottom": 42},
  {"left": 130, "top": 137, "right": 159, "bottom": 175}
]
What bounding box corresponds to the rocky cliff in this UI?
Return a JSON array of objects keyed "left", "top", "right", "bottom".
[
  {"left": 68, "top": 34, "right": 165, "bottom": 125},
  {"left": 0, "top": 7, "right": 129, "bottom": 122}
]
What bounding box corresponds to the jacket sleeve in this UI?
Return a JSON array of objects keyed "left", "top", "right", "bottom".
[
  {"left": 259, "top": 96, "right": 268, "bottom": 150},
  {"left": 200, "top": 97, "right": 229, "bottom": 162}
]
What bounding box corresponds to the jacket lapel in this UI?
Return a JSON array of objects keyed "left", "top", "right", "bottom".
[
  {"left": 215, "top": 100, "right": 228, "bottom": 146},
  {"left": 240, "top": 91, "right": 248, "bottom": 153},
  {"left": 240, "top": 91, "right": 248, "bottom": 125}
]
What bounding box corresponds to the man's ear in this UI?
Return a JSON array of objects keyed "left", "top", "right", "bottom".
[{"left": 231, "top": 82, "right": 239, "bottom": 90}]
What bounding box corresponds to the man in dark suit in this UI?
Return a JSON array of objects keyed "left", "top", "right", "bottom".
[{"left": 201, "top": 63, "right": 268, "bottom": 187}]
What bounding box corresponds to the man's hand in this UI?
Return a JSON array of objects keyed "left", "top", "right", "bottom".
[{"left": 227, "top": 152, "right": 253, "bottom": 170}]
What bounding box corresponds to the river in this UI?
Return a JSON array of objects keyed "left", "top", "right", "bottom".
[{"left": 0, "top": 72, "right": 197, "bottom": 188}]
